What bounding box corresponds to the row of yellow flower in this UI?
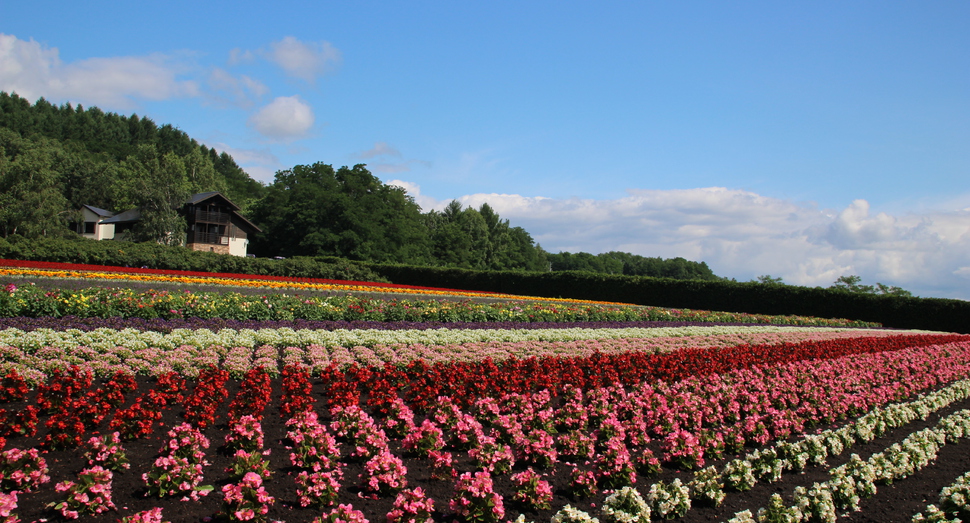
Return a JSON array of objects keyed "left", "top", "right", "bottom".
[{"left": 0, "top": 267, "right": 633, "bottom": 307}]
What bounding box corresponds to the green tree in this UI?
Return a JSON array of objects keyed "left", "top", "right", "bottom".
[
  {"left": 830, "top": 275, "right": 913, "bottom": 297},
  {"left": 123, "top": 145, "right": 191, "bottom": 245},
  {"left": 0, "top": 129, "right": 72, "bottom": 238},
  {"left": 249, "top": 163, "right": 429, "bottom": 262},
  {"left": 831, "top": 275, "right": 875, "bottom": 294},
  {"left": 427, "top": 201, "right": 490, "bottom": 269},
  {"left": 754, "top": 274, "right": 785, "bottom": 285}
]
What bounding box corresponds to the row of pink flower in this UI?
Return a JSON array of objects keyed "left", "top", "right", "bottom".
[{"left": 0, "top": 327, "right": 908, "bottom": 381}]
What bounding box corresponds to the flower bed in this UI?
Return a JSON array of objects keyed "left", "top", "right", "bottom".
[
  {"left": 0, "top": 265, "right": 965, "bottom": 522},
  {"left": 0, "top": 336, "right": 969, "bottom": 522}
]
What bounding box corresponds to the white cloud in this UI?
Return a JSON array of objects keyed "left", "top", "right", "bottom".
[
  {"left": 0, "top": 33, "right": 198, "bottom": 109},
  {"left": 248, "top": 96, "right": 314, "bottom": 140},
  {"left": 384, "top": 179, "right": 444, "bottom": 212},
  {"left": 391, "top": 182, "right": 970, "bottom": 300},
  {"left": 261, "top": 36, "right": 340, "bottom": 82},
  {"left": 357, "top": 142, "right": 402, "bottom": 160},
  {"left": 200, "top": 141, "right": 282, "bottom": 184},
  {"left": 354, "top": 142, "right": 432, "bottom": 174},
  {"left": 207, "top": 68, "right": 268, "bottom": 107},
  {"left": 227, "top": 48, "right": 255, "bottom": 66}
]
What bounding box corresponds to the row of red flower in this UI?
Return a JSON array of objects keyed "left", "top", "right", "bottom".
[
  {"left": 0, "top": 333, "right": 963, "bottom": 449},
  {"left": 317, "top": 333, "right": 967, "bottom": 412}
]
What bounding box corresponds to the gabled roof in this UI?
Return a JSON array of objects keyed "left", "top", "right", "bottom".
[
  {"left": 187, "top": 191, "right": 241, "bottom": 211},
  {"left": 79, "top": 192, "right": 260, "bottom": 232},
  {"left": 81, "top": 205, "right": 114, "bottom": 217},
  {"left": 186, "top": 192, "right": 260, "bottom": 233},
  {"left": 100, "top": 209, "right": 142, "bottom": 224}
]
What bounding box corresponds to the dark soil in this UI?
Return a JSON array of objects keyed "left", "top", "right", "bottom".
[{"left": 6, "top": 375, "right": 970, "bottom": 523}]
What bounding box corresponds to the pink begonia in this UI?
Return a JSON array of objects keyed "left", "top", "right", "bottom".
[
  {"left": 296, "top": 469, "right": 343, "bottom": 508},
  {"left": 386, "top": 487, "right": 435, "bottom": 523},
  {"left": 510, "top": 468, "right": 553, "bottom": 510},
  {"left": 427, "top": 450, "right": 457, "bottom": 480},
  {"left": 222, "top": 472, "right": 275, "bottom": 521},
  {"left": 661, "top": 429, "right": 706, "bottom": 470},
  {"left": 51, "top": 466, "right": 116, "bottom": 519},
  {"left": 401, "top": 419, "right": 444, "bottom": 458},
  {"left": 361, "top": 451, "right": 408, "bottom": 495},
  {"left": 120, "top": 507, "right": 170, "bottom": 523},
  {"left": 84, "top": 431, "right": 131, "bottom": 472},
  {"left": 0, "top": 491, "right": 17, "bottom": 520},
  {"left": 0, "top": 447, "right": 50, "bottom": 492},
  {"left": 570, "top": 466, "right": 598, "bottom": 498},
  {"left": 448, "top": 471, "right": 505, "bottom": 522},
  {"left": 315, "top": 503, "right": 370, "bottom": 523},
  {"left": 226, "top": 415, "right": 266, "bottom": 453}
]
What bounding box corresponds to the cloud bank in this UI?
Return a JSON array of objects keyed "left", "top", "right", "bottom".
[
  {"left": 260, "top": 36, "right": 341, "bottom": 83},
  {"left": 0, "top": 33, "right": 198, "bottom": 109},
  {"left": 398, "top": 183, "right": 970, "bottom": 300}
]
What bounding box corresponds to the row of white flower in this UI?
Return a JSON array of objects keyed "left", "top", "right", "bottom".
[
  {"left": 728, "top": 404, "right": 970, "bottom": 522},
  {"left": 911, "top": 470, "right": 970, "bottom": 522},
  {"left": 0, "top": 325, "right": 901, "bottom": 353}
]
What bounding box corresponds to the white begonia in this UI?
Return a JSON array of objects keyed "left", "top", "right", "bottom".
[
  {"left": 601, "top": 486, "right": 651, "bottom": 523},
  {"left": 551, "top": 505, "right": 600, "bottom": 523},
  {"left": 793, "top": 484, "right": 836, "bottom": 523},
  {"left": 726, "top": 509, "right": 756, "bottom": 523},
  {"left": 722, "top": 459, "right": 757, "bottom": 492},
  {"left": 687, "top": 465, "right": 725, "bottom": 506},
  {"left": 756, "top": 493, "right": 802, "bottom": 523},
  {"left": 646, "top": 478, "right": 691, "bottom": 519}
]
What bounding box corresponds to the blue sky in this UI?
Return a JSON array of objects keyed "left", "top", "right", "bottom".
[{"left": 3, "top": 1, "right": 969, "bottom": 299}]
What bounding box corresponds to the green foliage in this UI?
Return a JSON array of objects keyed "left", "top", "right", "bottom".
[
  {"left": 830, "top": 275, "right": 913, "bottom": 297},
  {"left": 753, "top": 275, "right": 785, "bottom": 285},
  {"left": 547, "top": 251, "right": 718, "bottom": 281},
  {"left": 424, "top": 201, "right": 548, "bottom": 272},
  {"left": 249, "top": 163, "right": 431, "bottom": 263},
  {"left": 0, "top": 91, "right": 264, "bottom": 221},
  {"left": 0, "top": 129, "right": 73, "bottom": 238}
]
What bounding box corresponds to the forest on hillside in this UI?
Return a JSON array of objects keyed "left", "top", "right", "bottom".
[{"left": 0, "top": 91, "right": 719, "bottom": 279}]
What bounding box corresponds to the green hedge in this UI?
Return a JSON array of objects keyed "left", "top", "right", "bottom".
[{"left": 357, "top": 262, "right": 970, "bottom": 334}]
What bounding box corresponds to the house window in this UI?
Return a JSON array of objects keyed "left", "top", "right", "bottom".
[{"left": 84, "top": 222, "right": 96, "bottom": 234}]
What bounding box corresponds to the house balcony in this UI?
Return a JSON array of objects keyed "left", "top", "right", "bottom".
[
  {"left": 192, "top": 210, "right": 231, "bottom": 224},
  {"left": 187, "top": 232, "right": 230, "bottom": 245}
]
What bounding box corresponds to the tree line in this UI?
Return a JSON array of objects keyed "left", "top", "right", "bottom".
[{"left": 0, "top": 91, "right": 719, "bottom": 278}]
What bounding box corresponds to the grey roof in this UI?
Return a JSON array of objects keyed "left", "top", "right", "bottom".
[
  {"left": 100, "top": 208, "right": 142, "bottom": 224},
  {"left": 82, "top": 205, "right": 114, "bottom": 217},
  {"left": 81, "top": 192, "right": 260, "bottom": 232},
  {"left": 186, "top": 191, "right": 240, "bottom": 210}
]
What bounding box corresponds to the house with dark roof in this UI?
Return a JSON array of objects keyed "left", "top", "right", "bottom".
[
  {"left": 77, "top": 205, "right": 117, "bottom": 240},
  {"left": 76, "top": 192, "right": 261, "bottom": 257},
  {"left": 182, "top": 192, "right": 260, "bottom": 256}
]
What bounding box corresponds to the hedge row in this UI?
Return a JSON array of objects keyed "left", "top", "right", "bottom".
[{"left": 357, "top": 262, "right": 970, "bottom": 334}]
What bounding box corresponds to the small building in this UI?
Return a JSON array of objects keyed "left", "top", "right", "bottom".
[
  {"left": 77, "top": 205, "right": 116, "bottom": 240},
  {"left": 183, "top": 192, "right": 260, "bottom": 257},
  {"left": 76, "top": 192, "right": 261, "bottom": 257}
]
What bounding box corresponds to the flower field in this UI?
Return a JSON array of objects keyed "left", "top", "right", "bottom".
[{"left": 1, "top": 261, "right": 969, "bottom": 523}]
